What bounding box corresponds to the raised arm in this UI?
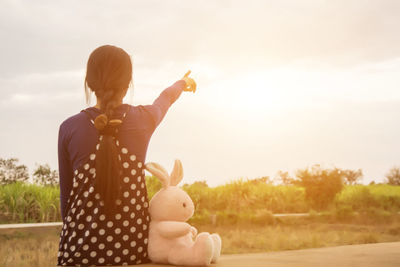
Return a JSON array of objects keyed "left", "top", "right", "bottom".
[
  {"left": 155, "top": 221, "right": 192, "bottom": 239},
  {"left": 145, "top": 71, "right": 197, "bottom": 129},
  {"left": 149, "top": 80, "right": 186, "bottom": 128}
]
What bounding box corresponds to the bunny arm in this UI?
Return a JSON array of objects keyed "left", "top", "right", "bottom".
[
  {"left": 155, "top": 221, "right": 192, "bottom": 239},
  {"left": 190, "top": 226, "right": 198, "bottom": 236}
]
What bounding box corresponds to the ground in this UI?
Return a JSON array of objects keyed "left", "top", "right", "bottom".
[
  {"left": 1, "top": 218, "right": 400, "bottom": 266},
  {"left": 143, "top": 242, "right": 400, "bottom": 267}
]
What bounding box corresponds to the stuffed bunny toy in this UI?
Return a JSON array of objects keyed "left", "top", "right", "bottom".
[{"left": 145, "top": 160, "right": 221, "bottom": 266}]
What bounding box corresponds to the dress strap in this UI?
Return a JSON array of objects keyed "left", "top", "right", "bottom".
[
  {"left": 81, "top": 105, "right": 131, "bottom": 137},
  {"left": 81, "top": 105, "right": 131, "bottom": 125},
  {"left": 81, "top": 109, "right": 96, "bottom": 125}
]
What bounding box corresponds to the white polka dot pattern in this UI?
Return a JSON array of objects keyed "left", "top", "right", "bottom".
[{"left": 57, "top": 141, "right": 150, "bottom": 266}]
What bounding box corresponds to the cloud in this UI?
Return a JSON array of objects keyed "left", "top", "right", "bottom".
[
  {"left": 1, "top": 0, "right": 400, "bottom": 185},
  {"left": 1, "top": 0, "right": 400, "bottom": 78}
]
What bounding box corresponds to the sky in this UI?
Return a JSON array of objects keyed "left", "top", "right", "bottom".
[{"left": 0, "top": 0, "right": 399, "bottom": 186}]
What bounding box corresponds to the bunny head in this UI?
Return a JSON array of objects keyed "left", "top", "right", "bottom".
[{"left": 145, "top": 160, "right": 194, "bottom": 222}]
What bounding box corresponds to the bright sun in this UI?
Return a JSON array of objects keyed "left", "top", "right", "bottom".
[{"left": 207, "top": 68, "right": 311, "bottom": 120}]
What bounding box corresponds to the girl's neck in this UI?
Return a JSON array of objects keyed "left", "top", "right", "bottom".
[{"left": 94, "top": 98, "right": 124, "bottom": 110}]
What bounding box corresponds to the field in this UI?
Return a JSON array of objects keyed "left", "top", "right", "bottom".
[
  {"left": 1, "top": 179, "right": 400, "bottom": 224},
  {"left": 0, "top": 179, "right": 400, "bottom": 266},
  {"left": 1, "top": 214, "right": 400, "bottom": 266}
]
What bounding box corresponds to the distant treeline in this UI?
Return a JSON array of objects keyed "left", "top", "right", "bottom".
[
  {"left": 0, "top": 158, "right": 58, "bottom": 186},
  {"left": 1, "top": 157, "right": 400, "bottom": 187},
  {"left": 1, "top": 178, "right": 400, "bottom": 225},
  {"left": 1, "top": 157, "right": 400, "bottom": 224}
]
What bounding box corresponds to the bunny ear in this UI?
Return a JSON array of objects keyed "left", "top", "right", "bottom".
[
  {"left": 170, "top": 159, "right": 183, "bottom": 186},
  {"left": 145, "top": 162, "right": 170, "bottom": 189}
]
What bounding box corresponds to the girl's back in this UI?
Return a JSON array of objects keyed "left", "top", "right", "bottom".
[
  {"left": 57, "top": 44, "right": 196, "bottom": 266},
  {"left": 57, "top": 84, "right": 184, "bottom": 266}
]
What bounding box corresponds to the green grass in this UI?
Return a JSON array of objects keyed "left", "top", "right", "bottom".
[
  {"left": 1, "top": 180, "right": 400, "bottom": 224},
  {"left": 335, "top": 184, "right": 400, "bottom": 212},
  {"left": 2, "top": 171, "right": 399, "bottom": 266},
  {"left": 182, "top": 179, "right": 309, "bottom": 214},
  {"left": 0, "top": 182, "right": 60, "bottom": 223}
]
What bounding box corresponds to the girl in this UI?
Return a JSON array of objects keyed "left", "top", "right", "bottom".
[{"left": 57, "top": 45, "right": 196, "bottom": 266}]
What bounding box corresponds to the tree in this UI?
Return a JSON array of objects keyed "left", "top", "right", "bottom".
[
  {"left": 295, "top": 164, "right": 344, "bottom": 210},
  {"left": 275, "top": 170, "right": 294, "bottom": 185},
  {"left": 0, "top": 158, "right": 29, "bottom": 185},
  {"left": 343, "top": 169, "right": 363, "bottom": 185},
  {"left": 33, "top": 164, "right": 59, "bottom": 186},
  {"left": 249, "top": 176, "right": 271, "bottom": 184},
  {"left": 190, "top": 181, "right": 209, "bottom": 187},
  {"left": 385, "top": 167, "right": 400, "bottom": 186}
]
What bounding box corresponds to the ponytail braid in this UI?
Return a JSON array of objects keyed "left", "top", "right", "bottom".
[
  {"left": 93, "top": 89, "right": 124, "bottom": 215},
  {"left": 85, "top": 45, "right": 132, "bottom": 216}
]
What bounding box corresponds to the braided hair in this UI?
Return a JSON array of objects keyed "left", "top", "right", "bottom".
[{"left": 84, "top": 45, "right": 132, "bottom": 215}]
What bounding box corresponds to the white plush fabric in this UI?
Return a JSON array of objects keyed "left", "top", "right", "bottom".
[{"left": 145, "top": 160, "right": 222, "bottom": 266}]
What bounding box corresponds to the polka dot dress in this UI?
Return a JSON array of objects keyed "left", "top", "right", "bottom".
[{"left": 57, "top": 117, "right": 151, "bottom": 266}]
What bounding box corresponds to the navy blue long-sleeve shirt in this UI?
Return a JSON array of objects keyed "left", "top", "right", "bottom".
[{"left": 58, "top": 80, "right": 185, "bottom": 220}]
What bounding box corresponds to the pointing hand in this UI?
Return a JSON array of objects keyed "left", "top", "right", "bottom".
[{"left": 181, "top": 70, "right": 197, "bottom": 93}]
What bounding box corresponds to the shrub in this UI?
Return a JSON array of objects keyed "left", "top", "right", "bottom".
[
  {"left": 335, "top": 185, "right": 400, "bottom": 212},
  {"left": 189, "top": 209, "right": 212, "bottom": 225},
  {"left": 334, "top": 205, "right": 355, "bottom": 221},
  {"left": 145, "top": 175, "right": 163, "bottom": 199},
  {"left": 385, "top": 167, "right": 400, "bottom": 186},
  {"left": 295, "top": 165, "right": 344, "bottom": 210}
]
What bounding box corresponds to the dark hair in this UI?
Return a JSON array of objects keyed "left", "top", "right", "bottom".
[{"left": 84, "top": 45, "right": 132, "bottom": 214}]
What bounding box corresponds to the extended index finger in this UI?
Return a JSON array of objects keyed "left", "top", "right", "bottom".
[{"left": 192, "top": 79, "right": 197, "bottom": 93}]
